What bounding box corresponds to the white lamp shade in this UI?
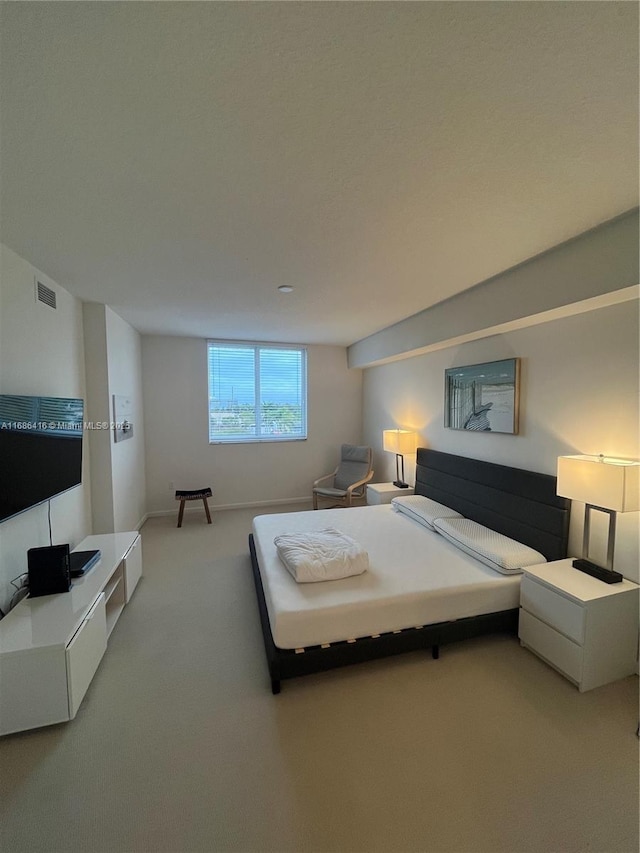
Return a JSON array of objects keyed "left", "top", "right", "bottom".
[
  {"left": 383, "top": 429, "right": 417, "bottom": 455},
  {"left": 557, "top": 455, "right": 640, "bottom": 513}
]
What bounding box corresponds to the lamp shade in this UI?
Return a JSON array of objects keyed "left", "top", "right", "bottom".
[
  {"left": 383, "top": 429, "right": 417, "bottom": 455},
  {"left": 557, "top": 455, "right": 640, "bottom": 513}
]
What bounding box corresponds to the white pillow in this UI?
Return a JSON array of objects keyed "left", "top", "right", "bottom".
[
  {"left": 433, "top": 517, "right": 546, "bottom": 575},
  {"left": 391, "top": 495, "right": 463, "bottom": 530}
]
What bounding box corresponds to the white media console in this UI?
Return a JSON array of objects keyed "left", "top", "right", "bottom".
[{"left": 0, "top": 531, "right": 142, "bottom": 736}]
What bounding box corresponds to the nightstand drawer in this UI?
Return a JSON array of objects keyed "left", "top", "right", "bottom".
[
  {"left": 521, "top": 574, "right": 585, "bottom": 644},
  {"left": 519, "top": 609, "right": 583, "bottom": 683}
]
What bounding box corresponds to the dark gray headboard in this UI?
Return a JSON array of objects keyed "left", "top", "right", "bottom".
[{"left": 415, "top": 449, "right": 570, "bottom": 562}]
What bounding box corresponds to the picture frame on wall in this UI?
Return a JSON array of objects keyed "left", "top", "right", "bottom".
[
  {"left": 444, "top": 358, "right": 520, "bottom": 434},
  {"left": 113, "top": 394, "right": 134, "bottom": 443}
]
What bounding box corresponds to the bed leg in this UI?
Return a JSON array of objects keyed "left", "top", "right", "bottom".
[
  {"left": 432, "top": 645, "right": 440, "bottom": 660},
  {"left": 271, "top": 678, "right": 281, "bottom": 695}
]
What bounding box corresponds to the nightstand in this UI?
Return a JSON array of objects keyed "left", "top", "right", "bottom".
[
  {"left": 518, "top": 560, "right": 639, "bottom": 692},
  {"left": 367, "top": 482, "right": 414, "bottom": 505}
]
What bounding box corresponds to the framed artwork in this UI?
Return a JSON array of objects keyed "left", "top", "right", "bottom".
[{"left": 444, "top": 358, "right": 520, "bottom": 434}]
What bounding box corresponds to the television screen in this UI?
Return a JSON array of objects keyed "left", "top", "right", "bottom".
[{"left": 0, "top": 395, "right": 84, "bottom": 523}]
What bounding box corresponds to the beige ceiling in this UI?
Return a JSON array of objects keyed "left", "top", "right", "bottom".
[{"left": 0, "top": 2, "right": 638, "bottom": 346}]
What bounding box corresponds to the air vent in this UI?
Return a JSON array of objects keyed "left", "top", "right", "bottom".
[{"left": 35, "top": 279, "right": 57, "bottom": 309}]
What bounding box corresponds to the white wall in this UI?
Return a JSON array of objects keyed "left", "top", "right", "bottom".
[
  {"left": 83, "top": 303, "right": 147, "bottom": 533},
  {"left": 83, "top": 303, "right": 114, "bottom": 534},
  {"left": 363, "top": 301, "right": 640, "bottom": 581},
  {"left": 142, "top": 337, "right": 363, "bottom": 512},
  {"left": 0, "top": 244, "right": 92, "bottom": 611},
  {"left": 106, "top": 307, "right": 146, "bottom": 531}
]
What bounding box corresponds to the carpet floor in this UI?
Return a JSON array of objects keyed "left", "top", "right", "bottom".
[{"left": 1, "top": 506, "right": 638, "bottom": 853}]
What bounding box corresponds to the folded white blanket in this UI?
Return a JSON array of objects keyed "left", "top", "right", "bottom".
[{"left": 274, "top": 527, "right": 369, "bottom": 583}]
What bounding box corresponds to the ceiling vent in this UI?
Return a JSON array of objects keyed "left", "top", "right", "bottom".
[{"left": 35, "top": 279, "right": 57, "bottom": 309}]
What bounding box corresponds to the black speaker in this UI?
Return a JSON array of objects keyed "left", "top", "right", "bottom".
[{"left": 27, "top": 544, "right": 71, "bottom": 597}]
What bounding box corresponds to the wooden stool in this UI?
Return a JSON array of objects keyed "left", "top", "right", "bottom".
[{"left": 175, "top": 487, "right": 212, "bottom": 528}]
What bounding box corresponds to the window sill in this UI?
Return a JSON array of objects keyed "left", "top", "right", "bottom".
[{"left": 209, "top": 437, "right": 307, "bottom": 445}]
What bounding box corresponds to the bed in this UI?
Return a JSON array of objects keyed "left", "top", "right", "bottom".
[{"left": 249, "top": 448, "right": 570, "bottom": 693}]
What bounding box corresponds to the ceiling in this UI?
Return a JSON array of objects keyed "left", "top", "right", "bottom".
[{"left": 0, "top": 2, "right": 637, "bottom": 347}]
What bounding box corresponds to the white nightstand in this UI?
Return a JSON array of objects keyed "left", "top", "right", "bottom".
[
  {"left": 518, "top": 560, "right": 639, "bottom": 692},
  {"left": 367, "top": 482, "right": 414, "bottom": 505}
]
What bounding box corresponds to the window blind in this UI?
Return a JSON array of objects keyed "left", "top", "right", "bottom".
[
  {"left": 207, "top": 342, "right": 307, "bottom": 443},
  {"left": 0, "top": 395, "right": 83, "bottom": 437}
]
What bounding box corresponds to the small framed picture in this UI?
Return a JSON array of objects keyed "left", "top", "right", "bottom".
[
  {"left": 444, "top": 358, "right": 520, "bottom": 434},
  {"left": 113, "top": 394, "right": 134, "bottom": 443}
]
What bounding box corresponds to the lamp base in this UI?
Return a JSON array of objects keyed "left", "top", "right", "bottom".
[
  {"left": 392, "top": 481, "right": 410, "bottom": 489},
  {"left": 572, "top": 559, "right": 623, "bottom": 584}
]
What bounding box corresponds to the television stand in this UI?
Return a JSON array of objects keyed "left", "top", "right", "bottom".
[{"left": 0, "top": 531, "right": 142, "bottom": 736}]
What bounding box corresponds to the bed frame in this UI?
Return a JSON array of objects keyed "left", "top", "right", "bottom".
[{"left": 249, "top": 448, "right": 570, "bottom": 694}]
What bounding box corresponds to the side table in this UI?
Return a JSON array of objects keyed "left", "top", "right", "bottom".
[
  {"left": 518, "top": 559, "right": 639, "bottom": 691},
  {"left": 367, "top": 482, "right": 414, "bottom": 505}
]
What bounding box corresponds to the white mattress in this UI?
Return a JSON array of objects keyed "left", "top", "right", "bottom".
[{"left": 252, "top": 505, "right": 521, "bottom": 649}]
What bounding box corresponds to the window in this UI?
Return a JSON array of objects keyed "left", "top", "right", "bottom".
[
  {"left": 0, "top": 395, "right": 83, "bottom": 437},
  {"left": 207, "top": 341, "right": 307, "bottom": 443}
]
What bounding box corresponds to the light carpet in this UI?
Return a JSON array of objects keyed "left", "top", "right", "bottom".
[{"left": 1, "top": 506, "right": 638, "bottom": 853}]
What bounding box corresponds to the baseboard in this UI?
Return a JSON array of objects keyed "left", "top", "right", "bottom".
[
  {"left": 135, "top": 512, "right": 150, "bottom": 530},
  {"left": 145, "top": 496, "right": 312, "bottom": 519},
  {"left": 213, "top": 496, "right": 312, "bottom": 512}
]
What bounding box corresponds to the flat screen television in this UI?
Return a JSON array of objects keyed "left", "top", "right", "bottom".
[{"left": 0, "top": 394, "right": 84, "bottom": 523}]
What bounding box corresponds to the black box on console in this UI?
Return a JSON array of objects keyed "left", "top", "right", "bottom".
[{"left": 27, "top": 544, "right": 71, "bottom": 597}]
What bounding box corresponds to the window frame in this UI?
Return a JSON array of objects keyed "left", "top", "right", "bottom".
[{"left": 207, "top": 340, "right": 308, "bottom": 445}]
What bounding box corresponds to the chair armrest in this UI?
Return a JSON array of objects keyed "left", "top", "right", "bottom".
[
  {"left": 313, "top": 468, "right": 338, "bottom": 489},
  {"left": 345, "top": 470, "right": 375, "bottom": 494}
]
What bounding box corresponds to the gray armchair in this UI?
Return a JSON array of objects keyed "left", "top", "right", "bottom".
[{"left": 312, "top": 444, "right": 374, "bottom": 509}]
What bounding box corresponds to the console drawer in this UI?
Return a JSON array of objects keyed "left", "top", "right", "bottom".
[
  {"left": 521, "top": 574, "right": 585, "bottom": 644},
  {"left": 519, "top": 609, "right": 583, "bottom": 683},
  {"left": 66, "top": 593, "right": 107, "bottom": 718},
  {"left": 123, "top": 534, "right": 142, "bottom": 603}
]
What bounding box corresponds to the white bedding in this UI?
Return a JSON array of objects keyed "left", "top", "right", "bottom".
[
  {"left": 252, "top": 505, "right": 521, "bottom": 649},
  {"left": 274, "top": 527, "right": 369, "bottom": 582}
]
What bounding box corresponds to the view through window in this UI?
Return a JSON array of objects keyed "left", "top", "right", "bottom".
[{"left": 207, "top": 342, "right": 307, "bottom": 442}]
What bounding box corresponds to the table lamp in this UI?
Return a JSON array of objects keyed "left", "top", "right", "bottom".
[
  {"left": 556, "top": 454, "right": 640, "bottom": 583},
  {"left": 383, "top": 429, "right": 417, "bottom": 489}
]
